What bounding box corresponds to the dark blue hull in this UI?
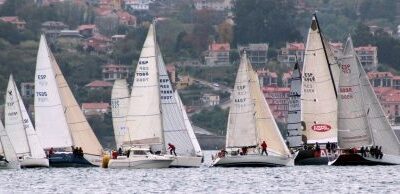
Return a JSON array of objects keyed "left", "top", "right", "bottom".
[
  {"left": 49, "top": 153, "right": 95, "bottom": 167},
  {"left": 295, "top": 150, "right": 328, "bottom": 165}
]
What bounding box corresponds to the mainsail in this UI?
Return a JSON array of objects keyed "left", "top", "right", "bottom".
[
  {"left": 5, "top": 75, "right": 31, "bottom": 156},
  {"left": 34, "top": 35, "right": 73, "bottom": 149},
  {"left": 249, "top": 64, "right": 291, "bottom": 156},
  {"left": 111, "top": 79, "right": 130, "bottom": 149},
  {"left": 226, "top": 53, "right": 257, "bottom": 148},
  {"left": 156, "top": 44, "right": 196, "bottom": 156},
  {"left": 52, "top": 44, "right": 103, "bottom": 156},
  {"left": 301, "top": 15, "right": 338, "bottom": 144},
  {"left": 337, "top": 37, "right": 372, "bottom": 148},
  {"left": 6, "top": 75, "right": 47, "bottom": 159},
  {"left": 125, "top": 24, "right": 163, "bottom": 146},
  {"left": 0, "top": 119, "right": 19, "bottom": 168},
  {"left": 286, "top": 63, "right": 303, "bottom": 147}
]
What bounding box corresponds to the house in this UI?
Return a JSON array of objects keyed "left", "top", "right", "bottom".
[
  {"left": 238, "top": 43, "right": 269, "bottom": 67},
  {"left": 85, "top": 80, "right": 113, "bottom": 89},
  {"left": 116, "top": 11, "right": 137, "bottom": 27},
  {"left": 81, "top": 102, "right": 110, "bottom": 117},
  {"left": 262, "top": 86, "right": 290, "bottom": 123},
  {"left": 102, "top": 64, "right": 131, "bottom": 81},
  {"left": 0, "top": 16, "right": 26, "bottom": 30},
  {"left": 372, "top": 88, "right": 400, "bottom": 124},
  {"left": 205, "top": 42, "right": 230, "bottom": 66},
  {"left": 20, "top": 82, "right": 35, "bottom": 98},
  {"left": 83, "top": 34, "right": 112, "bottom": 53},
  {"left": 111, "top": 34, "right": 126, "bottom": 42},
  {"left": 201, "top": 93, "right": 220, "bottom": 106},
  {"left": 41, "top": 21, "right": 69, "bottom": 41},
  {"left": 277, "top": 42, "right": 305, "bottom": 67},
  {"left": 124, "top": 0, "right": 152, "bottom": 11},
  {"left": 57, "top": 30, "right": 84, "bottom": 51},
  {"left": 257, "top": 69, "right": 278, "bottom": 87},
  {"left": 355, "top": 45, "right": 378, "bottom": 71},
  {"left": 77, "top": 24, "right": 98, "bottom": 38},
  {"left": 194, "top": 0, "right": 232, "bottom": 11},
  {"left": 176, "top": 75, "right": 193, "bottom": 89}
]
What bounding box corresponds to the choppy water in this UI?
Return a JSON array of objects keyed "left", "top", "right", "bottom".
[{"left": 1, "top": 151, "right": 400, "bottom": 193}]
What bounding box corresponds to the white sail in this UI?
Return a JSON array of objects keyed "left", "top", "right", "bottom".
[
  {"left": 175, "top": 91, "right": 203, "bottom": 156},
  {"left": 52, "top": 49, "right": 103, "bottom": 156},
  {"left": 286, "top": 63, "right": 303, "bottom": 147},
  {"left": 125, "top": 24, "right": 163, "bottom": 146},
  {"left": 156, "top": 45, "right": 196, "bottom": 156},
  {"left": 301, "top": 16, "right": 338, "bottom": 144},
  {"left": 111, "top": 79, "right": 130, "bottom": 149},
  {"left": 226, "top": 53, "right": 257, "bottom": 148},
  {"left": 337, "top": 37, "right": 372, "bottom": 148},
  {"left": 0, "top": 119, "right": 19, "bottom": 167},
  {"left": 35, "top": 35, "right": 73, "bottom": 149},
  {"left": 358, "top": 52, "right": 400, "bottom": 156},
  {"left": 5, "top": 75, "right": 31, "bottom": 156},
  {"left": 249, "top": 65, "right": 291, "bottom": 156}
]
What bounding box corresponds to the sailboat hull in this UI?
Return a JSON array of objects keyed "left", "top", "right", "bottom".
[
  {"left": 108, "top": 155, "right": 173, "bottom": 169},
  {"left": 0, "top": 160, "right": 20, "bottom": 169},
  {"left": 20, "top": 158, "right": 49, "bottom": 168},
  {"left": 212, "top": 154, "right": 294, "bottom": 167},
  {"left": 48, "top": 152, "right": 100, "bottom": 167},
  {"left": 329, "top": 153, "right": 400, "bottom": 166},
  {"left": 294, "top": 150, "right": 331, "bottom": 165},
  {"left": 169, "top": 155, "right": 203, "bottom": 168}
]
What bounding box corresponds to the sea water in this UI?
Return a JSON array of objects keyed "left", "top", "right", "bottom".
[{"left": 1, "top": 151, "right": 400, "bottom": 193}]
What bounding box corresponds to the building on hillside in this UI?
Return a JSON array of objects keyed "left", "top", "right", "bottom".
[
  {"left": 20, "top": 82, "right": 35, "bottom": 98},
  {"left": 85, "top": 80, "right": 113, "bottom": 90},
  {"left": 355, "top": 45, "right": 378, "bottom": 71},
  {"left": 0, "top": 16, "right": 26, "bottom": 30},
  {"left": 277, "top": 42, "right": 305, "bottom": 67},
  {"left": 238, "top": 43, "right": 269, "bottom": 67},
  {"left": 262, "top": 86, "right": 290, "bottom": 123},
  {"left": 124, "top": 0, "right": 151, "bottom": 11},
  {"left": 372, "top": 87, "right": 400, "bottom": 124},
  {"left": 77, "top": 24, "right": 98, "bottom": 38},
  {"left": 56, "top": 30, "right": 84, "bottom": 51},
  {"left": 257, "top": 69, "right": 277, "bottom": 87},
  {"left": 41, "top": 21, "right": 69, "bottom": 41},
  {"left": 83, "top": 34, "right": 112, "bottom": 53},
  {"left": 81, "top": 102, "right": 110, "bottom": 117},
  {"left": 205, "top": 42, "right": 230, "bottom": 66},
  {"left": 111, "top": 34, "right": 126, "bottom": 42},
  {"left": 194, "top": 0, "right": 232, "bottom": 11},
  {"left": 282, "top": 70, "right": 293, "bottom": 87},
  {"left": 368, "top": 71, "right": 394, "bottom": 88},
  {"left": 166, "top": 64, "right": 176, "bottom": 83},
  {"left": 201, "top": 93, "right": 220, "bottom": 106},
  {"left": 176, "top": 75, "right": 193, "bottom": 89},
  {"left": 102, "top": 64, "right": 131, "bottom": 81},
  {"left": 116, "top": 11, "right": 137, "bottom": 27}
]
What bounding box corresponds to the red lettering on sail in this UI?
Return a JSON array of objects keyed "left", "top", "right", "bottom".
[{"left": 311, "top": 124, "right": 331, "bottom": 132}]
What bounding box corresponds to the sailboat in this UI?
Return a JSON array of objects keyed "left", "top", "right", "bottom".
[
  {"left": 286, "top": 62, "right": 302, "bottom": 148},
  {"left": 0, "top": 119, "right": 20, "bottom": 169},
  {"left": 34, "top": 35, "right": 103, "bottom": 167},
  {"left": 212, "top": 52, "right": 294, "bottom": 167},
  {"left": 5, "top": 75, "right": 49, "bottom": 168},
  {"left": 295, "top": 14, "right": 340, "bottom": 165},
  {"left": 111, "top": 79, "right": 130, "bottom": 149},
  {"left": 107, "top": 23, "right": 173, "bottom": 169},
  {"left": 156, "top": 44, "right": 203, "bottom": 167},
  {"left": 329, "top": 36, "right": 400, "bottom": 165}
]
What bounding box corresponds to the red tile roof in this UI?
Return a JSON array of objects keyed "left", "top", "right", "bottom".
[
  {"left": 355, "top": 45, "right": 377, "bottom": 52},
  {"left": 368, "top": 71, "right": 394, "bottom": 79},
  {"left": 85, "top": 80, "right": 113, "bottom": 88},
  {"left": 209, "top": 43, "right": 230, "bottom": 52},
  {"left": 78, "top": 24, "right": 97, "bottom": 31},
  {"left": 82, "top": 102, "right": 110, "bottom": 110},
  {"left": 262, "top": 87, "right": 290, "bottom": 93},
  {"left": 287, "top": 42, "right": 304, "bottom": 50}
]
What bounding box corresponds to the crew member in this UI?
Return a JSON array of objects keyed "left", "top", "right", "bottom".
[
  {"left": 261, "top": 141, "right": 268, "bottom": 156},
  {"left": 168, "top": 143, "right": 177, "bottom": 156}
]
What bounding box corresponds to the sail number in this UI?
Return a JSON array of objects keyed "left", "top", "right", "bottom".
[
  {"left": 303, "top": 73, "right": 315, "bottom": 82},
  {"left": 111, "top": 100, "right": 119, "bottom": 108},
  {"left": 139, "top": 60, "right": 148, "bottom": 65},
  {"left": 36, "top": 92, "right": 47, "bottom": 97},
  {"left": 341, "top": 64, "right": 351, "bottom": 74},
  {"left": 37, "top": 75, "right": 47, "bottom": 80}
]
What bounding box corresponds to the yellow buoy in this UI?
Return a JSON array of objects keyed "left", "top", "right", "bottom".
[{"left": 102, "top": 155, "right": 110, "bottom": 168}]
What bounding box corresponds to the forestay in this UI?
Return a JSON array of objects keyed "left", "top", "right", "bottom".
[
  {"left": 34, "top": 35, "right": 73, "bottom": 149},
  {"left": 249, "top": 65, "right": 291, "bottom": 156},
  {"left": 286, "top": 63, "right": 303, "bottom": 147},
  {"left": 52, "top": 49, "right": 103, "bottom": 156},
  {"left": 337, "top": 37, "right": 372, "bottom": 148},
  {"left": 157, "top": 45, "right": 195, "bottom": 156},
  {"left": 301, "top": 16, "right": 338, "bottom": 144},
  {"left": 111, "top": 79, "right": 130, "bottom": 149},
  {"left": 226, "top": 53, "right": 257, "bottom": 148},
  {"left": 5, "top": 75, "right": 31, "bottom": 156},
  {"left": 125, "top": 24, "right": 163, "bottom": 146}
]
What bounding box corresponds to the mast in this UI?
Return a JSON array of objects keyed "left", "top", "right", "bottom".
[{"left": 313, "top": 13, "right": 338, "bottom": 98}]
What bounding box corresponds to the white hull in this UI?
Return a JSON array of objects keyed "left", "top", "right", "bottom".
[
  {"left": 108, "top": 155, "right": 173, "bottom": 169},
  {"left": 84, "top": 154, "right": 102, "bottom": 167},
  {"left": 169, "top": 155, "right": 203, "bottom": 168},
  {"left": 212, "top": 154, "right": 294, "bottom": 167},
  {"left": 20, "top": 157, "right": 49, "bottom": 168},
  {"left": 0, "top": 160, "right": 20, "bottom": 169}
]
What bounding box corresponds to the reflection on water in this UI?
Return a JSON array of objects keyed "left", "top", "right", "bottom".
[{"left": 1, "top": 151, "right": 400, "bottom": 193}]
